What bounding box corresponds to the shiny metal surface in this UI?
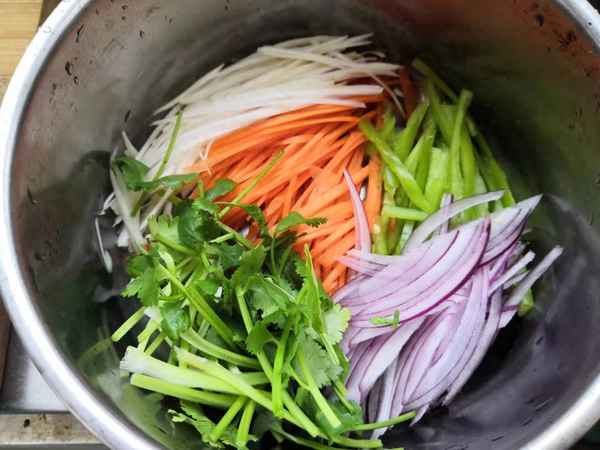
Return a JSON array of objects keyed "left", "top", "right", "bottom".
[{"left": 2, "top": 1, "right": 600, "bottom": 449}]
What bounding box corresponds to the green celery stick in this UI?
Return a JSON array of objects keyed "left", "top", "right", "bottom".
[
  {"left": 386, "top": 218, "right": 402, "bottom": 254},
  {"left": 144, "top": 334, "right": 165, "bottom": 356},
  {"left": 473, "top": 171, "right": 490, "bottom": 218},
  {"left": 474, "top": 132, "right": 516, "bottom": 207},
  {"left": 392, "top": 101, "right": 430, "bottom": 160},
  {"left": 424, "top": 80, "right": 453, "bottom": 144},
  {"left": 424, "top": 147, "right": 449, "bottom": 209},
  {"left": 395, "top": 221, "right": 414, "bottom": 255},
  {"left": 412, "top": 58, "right": 458, "bottom": 101},
  {"left": 380, "top": 108, "right": 397, "bottom": 142},
  {"left": 360, "top": 120, "right": 433, "bottom": 212},
  {"left": 449, "top": 89, "right": 473, "bottom": 201},
  {"left": 383, "top": 205, "right": 428, "bottom": 222}
]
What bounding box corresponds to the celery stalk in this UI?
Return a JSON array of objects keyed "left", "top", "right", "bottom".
[
  {"left": 449, "top": 90, "right": 473, "bottom": 201},
  {"left": 383, "top": 205, "right": 428, "bottom": 222},
  {"left": 412, "top": 58, "right": 458, "bottom": 101},
  {"left": 424, "top": 148, "right": 449, "bottom": 209},
  {"left": 392, "top": 101, "right": 430, "bottom": 160}
]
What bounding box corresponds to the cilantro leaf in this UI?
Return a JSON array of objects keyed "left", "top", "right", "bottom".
[
  {"left": 114, "top": 156, "right": 196, "bottom": 192},
  {"left": 148, "top": 216, "right": 183, "bottom": 250},
  {"left": 324, "top": 304, "right": 351, "bottom": 345},
  {"left": 313, "top": 396, "right": 364, "bottom": 436},
  {"left": 195, "top": 278, "right": 219, "bottom": 296},
  {"left": 178, "top": 202, "right": 222, "bottom": 248},
  {"left": 275, "top": 212, "right": 326, "bottom": 235},
  {"left": 247, "top": 275, "right": 293, "bottom": 318},
  {"left": 221, "top": 203, "right": 269, "bottom": 239},
  {"left": 113, "top": 157, "right": 149, "bottom": 190},
  {"left": 170, "top": 402, "right": 243, "bottom": 449},
  {"left": 231, "top": 246, "right": 266, "bottom": 292},
  {"left": 160, "top": 301, "right": 190, "bottom": 341},
  {"left": 122, "top": 265, "right": 160, "bottom": 307},
  {"left": 293, "top": 338, "right": 341, "bottom": 389},
  {"left": 214, "top": 242, "right": 242, "bottom": 271},
  {"left": 126, "top": 252, "right": 155, "bottom": 277},
  {"left": 141, "top": 174, "right": 197, "bottom": 191},
  {"left": 192, "top": 197, "right": 219, "bottom": 215},
  {"left": 205, "top": 179, "right": 236, "bottom": 201},
  {"left": 246, "top": 321, "right": 275, "bottom": 355}
]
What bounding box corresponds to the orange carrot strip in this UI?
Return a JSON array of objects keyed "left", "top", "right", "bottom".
[
  {"left": 364, "top": 154, "right": 382, "bottom": 230},
  {"left": 398, "top": 68, "right": 418, "bottom": 117},
  {"left": 299, "top": 166, "right": 369, "bottom": 217}
]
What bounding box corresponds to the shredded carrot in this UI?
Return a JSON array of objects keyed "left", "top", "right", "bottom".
[
  {"left": 398, "top": 68, "right": 418, "bottom": 117},
  {"left": 365, "top": 154, "right": 383, "bottom": 230},
  {"left": 193, "top": 98, "right": 387, "bottom": 293}
]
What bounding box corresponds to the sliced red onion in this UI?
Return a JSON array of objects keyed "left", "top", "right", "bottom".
[
  {"left": 344, "top": 170, "right": 371, "bottom": 253},
  {"left": 499, "top": 246, "right": 563, "bottom": 327},
  {"left": 338, "top": 255, "right": 384, "bottom": 276},
  {"left": 347, "top": 340, "right": 379, "bottom": 403},
  {"left": 371, "top": 358, "right": 399, "bottom": 438},
  {"left": 405, "top": 191, "right": 503, "bottom": 250},
  {"left": 341, "top": 192, "right": 561, "bottom": 426},
  {"left": 503, "top": 270, "right": 529, "bottom": 289},
  {"left": 358, "top": 318, "right": 425, "bottom": 396},
  {"left": 406, "top": 272, "right": 486, "bottom": 403},
  {"left": 443, "top": 287, "right": 502, "bottom": 405},
  {"left": 332, "top": 274, "right": 365, "bottom": 303},
  {"left": 490, "top": 251, "right": 535, "bottom": 293},
  {"left": 367, "top": 378, "right": 383, "bottom": 424},
  {"left": 404, "top": 270, "right": 488, "bottom": 410},
  {"left": 350, "top": 220, "right": 489, "bottom": 323},
  {"left": 347, "top": 326, "right": 395, "bottom": 348},
  {"left": 342, "top": 238, "right": 444, "bottom": 306}
]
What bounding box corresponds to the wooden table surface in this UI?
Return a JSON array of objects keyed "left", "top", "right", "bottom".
[{"left": 0, "top": 0, "right": 47, "bottom": 98}]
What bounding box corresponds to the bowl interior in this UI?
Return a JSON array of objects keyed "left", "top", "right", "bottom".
[{"left": 8, "top": 0, "right": 600, "bottom": 449}]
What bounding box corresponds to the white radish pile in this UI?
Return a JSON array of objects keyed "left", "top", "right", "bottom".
[
  {"left": 105, "top": 35, "right": 401, "bottom": 251},
  {"left": 337, "top": 181, "right": 562, "bottom": 437}
]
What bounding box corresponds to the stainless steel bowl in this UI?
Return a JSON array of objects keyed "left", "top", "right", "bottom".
[{"left": 2, "top": 1, "right": 600, "bottom": 449}]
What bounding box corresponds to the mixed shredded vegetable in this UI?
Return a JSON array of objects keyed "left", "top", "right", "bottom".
[{"left": 99, "top": 35, "right": 562, "bottom": 450}]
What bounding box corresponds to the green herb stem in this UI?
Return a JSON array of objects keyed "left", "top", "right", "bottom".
[
  {"left": 159, "top": 265, "right": 235, "bottom": 348},
  {"left": 209, "top": 396, "right": 247, "bottom": 443},
  {"left": 111, "top": 306, "right": 146, "bottom": 342},
  {"left": 182, "top": 329, "right": 260, "bottom": 369},
  {"left": 296, "top": 351, "right": 341, "bottom": 430},
  {"left": 352, "top": 411, "right": 416, "bottom": 431},
  {"left": 236, "top": 400, "right": 256, "bottom": 448},
  {"left": 219, "top": 150, "right": 284, "bottom": 219},
  {"left": 131, "top": 373, "right": 235, "bottom": 409}
]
